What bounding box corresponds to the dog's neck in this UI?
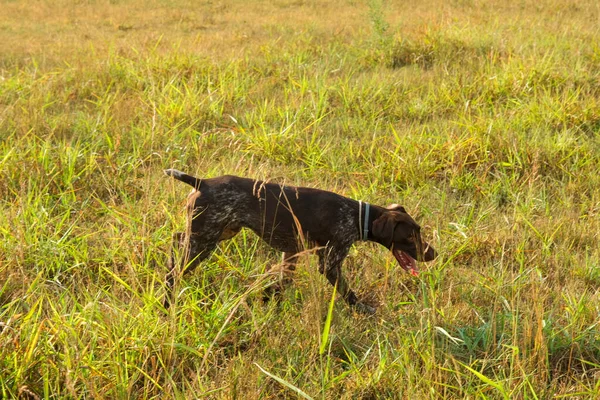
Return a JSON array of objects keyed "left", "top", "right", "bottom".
[
  {"left": 358, "top": 202, "right": 385, "bottom": 242},
  {"left": 358, "top": 200, "right": 369, "bottom": 240}
]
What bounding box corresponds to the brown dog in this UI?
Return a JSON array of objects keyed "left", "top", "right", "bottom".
[{"left": 164, "top": 169, "right": 436, "bottom": 313}]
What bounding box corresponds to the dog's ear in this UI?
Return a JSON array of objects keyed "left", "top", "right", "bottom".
[
  {"left": 386, "top": 204, "right": 406, "bottom": 213},
  {"left": 372, "top": 214, "right": 397, "bottom": 247}
]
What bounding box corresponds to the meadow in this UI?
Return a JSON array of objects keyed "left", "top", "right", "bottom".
[{"left": 1, "top": 0, "right": 600, "bottom": 398}]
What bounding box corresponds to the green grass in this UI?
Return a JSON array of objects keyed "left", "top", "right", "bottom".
[{"left": 1, "top": 0, "right": 600, "bottom": 398}]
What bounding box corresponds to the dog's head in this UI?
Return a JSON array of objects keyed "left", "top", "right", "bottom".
[{"left": 372, "top": 204, "right": 436, "bottom": 276}]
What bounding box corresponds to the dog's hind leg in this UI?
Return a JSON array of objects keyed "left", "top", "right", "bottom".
[
  {"left": 164, "top": 230, "right": 220, "bottom": 308},
  {"left": 263, "top": 252, "right": 298, "bottom": 301}
]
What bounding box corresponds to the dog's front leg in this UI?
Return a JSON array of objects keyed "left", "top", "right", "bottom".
[{"left": 319, "top": 247, "right": 376, "bottom": 315}]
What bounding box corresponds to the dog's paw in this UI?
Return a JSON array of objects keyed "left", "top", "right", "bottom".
[
  {"left": 262, "top": 284, "right": 280, "bottom": 303},
  {"left": 354, "top": 302, "right": 376, "bottom": 315}
]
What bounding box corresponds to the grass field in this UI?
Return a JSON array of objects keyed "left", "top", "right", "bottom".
[{"left": 1, "top": 0, "right": 600, "bottom": 398}]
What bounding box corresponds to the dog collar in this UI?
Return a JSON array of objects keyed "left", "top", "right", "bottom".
[{"left": 359, "top": 200, "right": 370, "bottom": 241}]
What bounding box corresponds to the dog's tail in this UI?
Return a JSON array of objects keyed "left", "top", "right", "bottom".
[{"left": 164, "top": 169, "right": 202, "bottom": 189}]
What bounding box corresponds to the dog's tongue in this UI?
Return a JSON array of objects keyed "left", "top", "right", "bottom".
[{"left": 393, "top": 249, "right": 418, "bottom": 276}]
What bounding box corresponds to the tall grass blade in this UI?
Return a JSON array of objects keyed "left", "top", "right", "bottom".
[
  {"left": 459, "top": 361, "right": 508, "bottom": 400},
  {"left": 254, "top": 363, "right": 314, "bottom": 400},
  {"left": 320, "top": 284, "right": 336, "bottom": 355}
]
